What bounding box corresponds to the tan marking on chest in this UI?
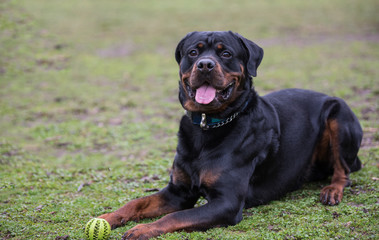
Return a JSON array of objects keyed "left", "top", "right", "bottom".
[
  {"left": 199, "top": 169, "right": 222, "bottom": 188},
  {"left": 172, "top": 167, "right": 191, "bottom": 185}
]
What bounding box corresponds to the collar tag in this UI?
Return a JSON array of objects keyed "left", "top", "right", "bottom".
[
  {"left": 186, "top": 100, "right": 249, "bottom": 130},
  {"left": 200, "top": 113, "right": 209, "bottom": 130}
]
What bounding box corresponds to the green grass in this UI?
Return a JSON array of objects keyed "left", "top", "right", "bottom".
[{"left": 1, "top": 0, "right": 378, "bottom": 239}]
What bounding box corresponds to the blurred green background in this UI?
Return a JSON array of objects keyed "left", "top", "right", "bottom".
[{"left": 1, "top": 0, "right": 378, "bottom": 239}]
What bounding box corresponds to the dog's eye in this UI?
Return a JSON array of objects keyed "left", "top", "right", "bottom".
[
  {"left": 221, "top": 51, "right": 232, "bottom": 58},
  {"left": 188, "top": 49, "right": 198, "bottom": 57}
]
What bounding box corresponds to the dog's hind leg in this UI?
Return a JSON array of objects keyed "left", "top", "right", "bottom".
[
  {"left": 319, "top": 119, "right": 349, "bottom": 205},
  {"left": 317, "top": 100, "right": 362, "bottom": 206}
]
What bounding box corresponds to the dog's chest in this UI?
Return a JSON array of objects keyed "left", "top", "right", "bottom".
[{"left": 171, "top": 161, "right": 223, "bottom": 191}]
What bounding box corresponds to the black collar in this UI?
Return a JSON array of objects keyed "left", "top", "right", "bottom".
[{"left": 186, "top": 101, "right": 249, "bottom": 130}]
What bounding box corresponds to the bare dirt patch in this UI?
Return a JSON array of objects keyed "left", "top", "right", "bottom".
[{"left": 361, "top": 127, "right": 379, "bottom": 149}]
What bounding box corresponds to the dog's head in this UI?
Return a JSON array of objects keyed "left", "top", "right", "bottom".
[{"left": 175, "top": 31, "right": 263, "bottom": 114}]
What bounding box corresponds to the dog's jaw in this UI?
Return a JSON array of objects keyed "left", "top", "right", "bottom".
[{"left": 180, "top": 65, "right": 243, "bottom": 114}]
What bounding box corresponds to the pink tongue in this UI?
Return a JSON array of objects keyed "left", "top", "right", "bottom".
[{"left": 195, "top": 84, "right": 216, "bottom": 104}]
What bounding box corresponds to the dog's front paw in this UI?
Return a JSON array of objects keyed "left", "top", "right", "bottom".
[
  {"left": 320, "top": 184, "right": 343, "bottom": 206},
  {"left": 122, "top": 224, "right": 163, "bottom": 240},
  {"left": 98, "top": 212, "right": 127, "bottom": 229}
]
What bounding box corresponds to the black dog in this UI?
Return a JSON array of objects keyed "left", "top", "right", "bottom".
[{"left": 99, "top": 31, "right": 362, "bottom": 240}]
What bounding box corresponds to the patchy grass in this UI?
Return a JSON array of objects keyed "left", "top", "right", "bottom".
[{"left": 0, "top": 0, "right": 378, "bottom": 239}]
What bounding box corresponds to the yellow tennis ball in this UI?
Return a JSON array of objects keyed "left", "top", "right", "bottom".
[{"left": 85, "top": 218, "right": 111, "bottom": 240}]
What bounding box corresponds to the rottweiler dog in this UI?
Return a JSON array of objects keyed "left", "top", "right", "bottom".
[{"left": 99, "top": 31, "right": 362, "bottom": 240}]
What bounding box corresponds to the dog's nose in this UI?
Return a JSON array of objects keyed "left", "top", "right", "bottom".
[{"left": 197, "top": 59, "right": 215, "bottom": 72}]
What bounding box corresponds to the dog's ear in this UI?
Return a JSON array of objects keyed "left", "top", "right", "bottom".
[
  {"left": 233, "top": 32, "right": 264, "bottom": 77},
  {"left": 175, "top": 32, "right": 197, "bottom": 64}
]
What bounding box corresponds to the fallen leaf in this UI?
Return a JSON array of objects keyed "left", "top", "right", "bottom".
[
  {"left": 144, "top": 188, "right": 160, "bottom": 192},
  {"left": 35, "top": 205, "right": 44, "bottom": 212},
  {"left": 77, "top": 182, "right": 92, "bottom": 192},
  {"left": 55, "top": 235, "right": 69, "bottom": 240}
]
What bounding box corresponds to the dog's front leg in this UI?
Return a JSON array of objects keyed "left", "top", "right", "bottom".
[
  {"left": 98, "top": 185, "right": 197, "bottom": 229},
  {"left": 121, "top": 193, "right": 245, "bottom": 240}
]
